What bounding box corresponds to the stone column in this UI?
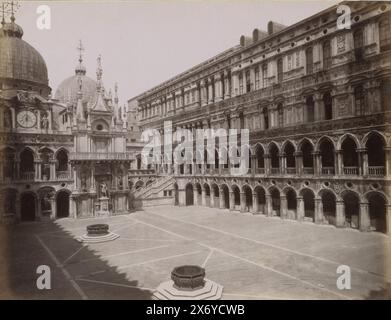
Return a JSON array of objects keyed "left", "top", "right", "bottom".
[
  {"left": 200, "top": 80, "right": 207, "bottom": 106},
  {"left": 210, "top": 191, "right": 215, "bottom": 208},
  {"left": 295, "top": 151, "right": 303, "bottom": 175},
  {"left": 215, "top": 74, "right": 222, "bottom": 102},
  {"left": 208, "top": 78, "right": 214, "bottom": 104},
  {"left": 335, "top": 200, "right": 345, "bottom": 227},
  {"left": 359, "top": 202, "right": 370, "bottom": 232},
  {"left": 280, "top": 195, "right": 287, "bottom": 219},
  {"left": 336, "top": 150, "right": 343, "bottom": 175},
  {"left": 312, "top": 152, "right": 321, "bottom": 175},
  {"left": 201, "top": 187, "right": 207, "bottom": 206},
  {"left": 231, "top": 71, "right": 239, "bottom": 97},
  {"left": 50, "top": 198, "right": 56, "bottom": 220},
  {"left": 264, "top": 154, "right": 270, "bottom": 175},
  {"left": 49, "top": 160, "right": 56, "bottom": 181},
  {"left": 265, "top": 194, "right": 272, "bottom": 217},
  {"left": 357, "top": 148, "right": 363, "bottom": 176},
  {"left": 229, "top": 191, "right": 235, "bottom": 211},
  {"left": 224, "top": 71, "right": 231, "bottom": 99},
  {"left": 280, "top": 153, "right": 286, "bottom": 175},
  {"left": 240, "top": 192, "right": 246, "bottom": 212},
  {"left": 297, "top": 196, "right": 304, "bottom": 221},
  {"left": 73, "top": 165, "right": 78, "bottom": 190},
  {"left": 193, "top": 189, "right": 198, "bottom": 206},
  {"left": 252, "top": 193, "right": 258, "bottom": 214},
  {"left": 70, "top": 195, "right": 77, "bottom": 219},
  {"left": 251, "top": 155, "right": 256, "bottom": 176},
  {"left": 35, "top": 160, "right": 42, "bottom": 181},
  {"left": 219, "top": 189, "right": 225, "bottom": 209},
  {"left": 314, "top": 197, "right": 323, "bottom": 224}
]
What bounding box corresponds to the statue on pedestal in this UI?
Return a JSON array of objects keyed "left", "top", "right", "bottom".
[
  {"left": 41, "top": 113, "right": 49, "bottom": 130},
  {"left": 100, "top": 182, "right": 108, "bottom": 198}
]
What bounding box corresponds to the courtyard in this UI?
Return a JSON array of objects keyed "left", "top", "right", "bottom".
[{"left": 1, "top": 205, "right": 390, "bottom": 300}]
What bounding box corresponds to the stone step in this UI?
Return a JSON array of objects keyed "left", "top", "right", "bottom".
[
  {"left": 153, "top": 279, "right": 223, "bottom": 300},
  {"left": 76, "top": 232, "right": 120, "bottom": 243}
]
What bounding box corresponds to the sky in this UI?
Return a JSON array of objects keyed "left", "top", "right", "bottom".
[{"left": 13, "top": 0, "right": 339, "bottom": 106}]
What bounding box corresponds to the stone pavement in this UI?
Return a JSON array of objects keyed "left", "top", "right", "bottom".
[{"left": 1, "top": 205, "right": 390, "bottom": 299}]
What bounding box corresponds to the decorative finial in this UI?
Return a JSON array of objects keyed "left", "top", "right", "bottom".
[
  {"left": 75, "top": 40, "right": 86, "bottom": 75},
  {"left": 114, "top": 82, "right": 119, "bottom": 104},
  {"left": 96, "top": 54, "right": 103, "bottom": 91},
  {"left": 77, "top": 40, "right": 84, "bottom": 64},
  {"left": 77, "top": 76, "right": 82, "bottom": 92},
  {"left": 0, "top": 1, "right": 20, "bottom": 23}
]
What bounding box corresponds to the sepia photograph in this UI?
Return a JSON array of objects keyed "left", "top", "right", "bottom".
[{"left": 0, "top": 0, "right": 390, "bottom": 304}]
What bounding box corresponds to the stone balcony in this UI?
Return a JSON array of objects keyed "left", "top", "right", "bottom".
[
  {"left": 1, "top": 171, "right": 72, "bottom": 184},
  {"left": 70, "top": 152, "right": 134, "bottom": 161}
]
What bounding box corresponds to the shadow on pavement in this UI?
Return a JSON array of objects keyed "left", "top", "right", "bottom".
[{"left": 0, "top": 218, "right": 153, "bottom": 300}]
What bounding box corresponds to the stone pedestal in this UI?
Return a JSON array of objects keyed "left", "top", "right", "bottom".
[{"left": 96, "top": 197, "right": 110, "bottom": 217}]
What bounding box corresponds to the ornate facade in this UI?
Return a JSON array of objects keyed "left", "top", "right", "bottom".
[
  {"left": 0, "top": 14, "right": 133, "bottom": 223},
  {"left": 132, "top": 1, "right": 391, "bottom": 234}
]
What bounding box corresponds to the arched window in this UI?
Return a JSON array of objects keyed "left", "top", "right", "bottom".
[
  {"left": 305, "top": 47, "right": 313, "bottom": 75},
  {"left": 323, "top": 92, "right": 333, "bottom": 120},
  {"left": 262, "top": 64, "right": 268, "bottom": 88},
  {"left": 323, "top": 40, "right": 331, "bottom": 69},
  {"left": 56, "top": 149, "right": 68, "bottom": 172},
  {"left": 277, "top": 58, "right": 283, "bottom": 83},
  {"left": 246, "top": 69, "right": 251, "bottom": 92},
  {"left": 354, "top": 29, "right": 364, "bottom": 60},
  {"left": 239, "top": 112, "right": 244, "bottom": 129},
  {"left": 306, "top": 96, "right": 314, "bottom": 122},
  {"left": 354, "top": 85, "right": 365, "bottom": 115},
  {"left": 239, "top": 73, "right": 244, "bottom": 95},
  {"left": 380, "top": 18, "right": 391, "bottom": 51},
  {"left": 277, "top": 103, "right": 284, "bottom": 127},
  {"left": 20, "top": 149, "right": 35, "bottom": 173},
  {"left": 255, "top": 66, "right": 260, "bottom": 90},
  {"left": 261, "top": 107, "right": 269, "bottom": 130}
]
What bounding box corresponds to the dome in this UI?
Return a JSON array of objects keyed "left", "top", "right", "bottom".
[
  {"left": 55, "top": 74, "right": 98, "bottom": 105},
  {"left": 0, "top": 20, "right": 49, "bottom": 86}
]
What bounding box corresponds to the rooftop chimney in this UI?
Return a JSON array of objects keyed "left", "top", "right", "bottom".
[{"left": 267, "top": 21, "right": 286, "bottom": 35}]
